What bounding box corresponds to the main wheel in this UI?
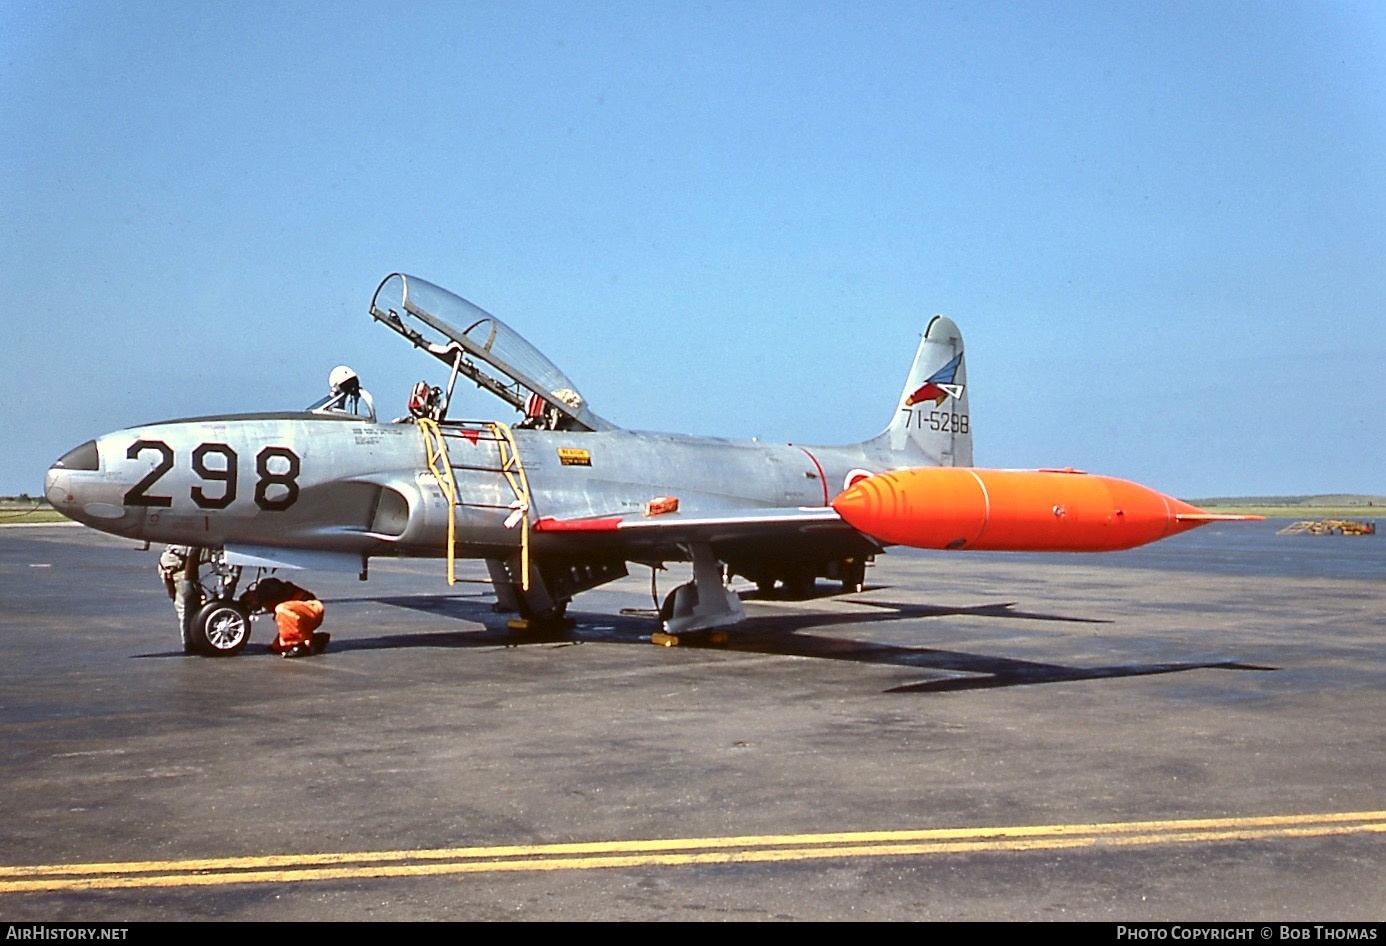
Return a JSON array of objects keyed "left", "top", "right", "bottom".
[
  {"left": 191, "top": 600, "right": 252, "bottom": 657},
  {"left": 512, "top": 587, "right": 569, "bottom": 623}
]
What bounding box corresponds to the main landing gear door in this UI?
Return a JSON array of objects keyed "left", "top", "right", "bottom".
[{"left": 368, "top": 273, "right": 615, "bottom": 433}]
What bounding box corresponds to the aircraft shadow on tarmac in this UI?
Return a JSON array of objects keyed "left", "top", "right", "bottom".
[{"left": 306, "top": 591, "right": 1277, "bottom": 694}]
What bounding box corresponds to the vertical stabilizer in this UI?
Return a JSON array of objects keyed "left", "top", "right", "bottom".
[{"left": 871, "top": 315, "right": 972, "bottom": 467}]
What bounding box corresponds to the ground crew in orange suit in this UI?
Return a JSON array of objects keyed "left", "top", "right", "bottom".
[{"left": 239, "top": 577, "right": 329, "bottom": 658}]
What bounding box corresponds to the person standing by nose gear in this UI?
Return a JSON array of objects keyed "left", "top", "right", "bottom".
[
  {"left": 158, "top": 545, "right": 214, "bottom": 654},
  {"left": 239, "top": 577, "right": 329, "bottom": 658}
]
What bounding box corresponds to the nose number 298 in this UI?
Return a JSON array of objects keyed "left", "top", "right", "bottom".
[{"left": 123, "top": 440, "right": 300, "bottom": 512}]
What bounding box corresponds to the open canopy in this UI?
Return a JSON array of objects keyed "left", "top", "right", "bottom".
[{"left": 369, "top": 273, "right": 614, "bottom": 432}]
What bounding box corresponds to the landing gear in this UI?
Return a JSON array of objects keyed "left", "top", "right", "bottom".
[
  {"left": 486, "top": 555, "right": 627, "bottom": 631},
  {"left": 837, "top": 557, "right": 867, "bottom": 594},
  {"left": 190, "top": 599, "right": 252, "bottom": 657},
  {"left": 508, "top": 597, "right": 571, "bottom": 631},
  {"left": 661, "top": 544, "right": 745, "bottom": 635},
  {"left": 178, "top": 550, "right": 248, "bottom": 657},
  {"left": 743, "top": 564, "right": 817, "bottom": 599}
]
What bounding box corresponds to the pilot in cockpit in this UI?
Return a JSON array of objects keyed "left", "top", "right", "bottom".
[{"left": 318, "top": 365, "right": 375, "bottom": 421}]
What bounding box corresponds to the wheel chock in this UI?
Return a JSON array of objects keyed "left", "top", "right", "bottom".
[{"left": 651, "top": 630, "right": 730, "bottom": 647}]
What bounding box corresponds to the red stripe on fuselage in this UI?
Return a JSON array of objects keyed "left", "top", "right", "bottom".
[{"left": 798, "top": 447, "right": 830, "bottom": 506}]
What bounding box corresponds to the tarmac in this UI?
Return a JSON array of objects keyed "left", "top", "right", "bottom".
[{"left": 1, "top": 521, "right": 1383, "bottom": 921}]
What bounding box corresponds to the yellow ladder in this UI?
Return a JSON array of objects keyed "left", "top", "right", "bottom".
[
  {"left": 417, "top": 418, "right": 532, "bottom": 589},
  {"left": 487, "top": 420, "right": 533, "bottom": 590}
]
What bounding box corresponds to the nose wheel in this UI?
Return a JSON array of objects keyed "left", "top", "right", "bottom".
[{"left": 190, "top": 599, "right": 252, "bottom": 656}]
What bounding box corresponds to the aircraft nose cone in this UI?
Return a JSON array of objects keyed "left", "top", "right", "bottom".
[
  {"left": 45, "top": 455, "right": 83, "bottom": 522},
  {"left": 45, "top": 439, "right": 127, "bottom": 526},
  {"left": 44, "top": 464, "right": 67, "bottom": 504}
]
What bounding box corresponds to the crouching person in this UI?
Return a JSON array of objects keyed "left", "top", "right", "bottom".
[{"left": 239, "top": 577, "right": 329, "bottom": 658}]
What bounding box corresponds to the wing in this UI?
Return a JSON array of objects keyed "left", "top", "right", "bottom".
[{"left": 532, "top": 506, "right": 880, "bottom": 565}]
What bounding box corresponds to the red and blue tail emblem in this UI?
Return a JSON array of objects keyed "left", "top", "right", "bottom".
[{"left": 904, "top": 352, "right": 965, "bottom": 407}]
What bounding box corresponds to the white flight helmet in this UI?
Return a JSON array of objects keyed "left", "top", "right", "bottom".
[{"left": 329, "top": 365, "right": 359, "bottom": 395}]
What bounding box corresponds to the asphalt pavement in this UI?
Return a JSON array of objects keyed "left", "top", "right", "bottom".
[{"left": 1, "top": 521, "right": 1382, "bottom": 920}]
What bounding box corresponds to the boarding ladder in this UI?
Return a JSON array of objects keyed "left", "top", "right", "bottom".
[{"left": 416, "top": 418, "right": 533, "bottom": 588}]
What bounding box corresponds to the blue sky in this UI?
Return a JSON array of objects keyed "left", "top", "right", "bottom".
[{"left": 3, "top": 1, "right": 1383, "bottom": 498}]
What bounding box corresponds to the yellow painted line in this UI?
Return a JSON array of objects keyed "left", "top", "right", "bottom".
[{"left": 2, "top": 811, "right": 1383, "bottom": 894}]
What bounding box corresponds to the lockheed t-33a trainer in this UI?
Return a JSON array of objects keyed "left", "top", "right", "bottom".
[{"left": 45, "top": 273, "right": 1257, "bottom": 656}]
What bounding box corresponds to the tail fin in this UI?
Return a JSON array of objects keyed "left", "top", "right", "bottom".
[{"left": 870, "top": 315, "right": 973, "bottom": 467}]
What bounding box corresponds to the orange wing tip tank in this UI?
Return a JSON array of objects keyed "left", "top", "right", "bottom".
[{"left": 831, "top": 467, "right": 1263, "bottom": 553}]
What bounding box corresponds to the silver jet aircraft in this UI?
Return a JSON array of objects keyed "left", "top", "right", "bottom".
[{"left": 45, "top": 274, "right": 971, "bottom": 655}]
